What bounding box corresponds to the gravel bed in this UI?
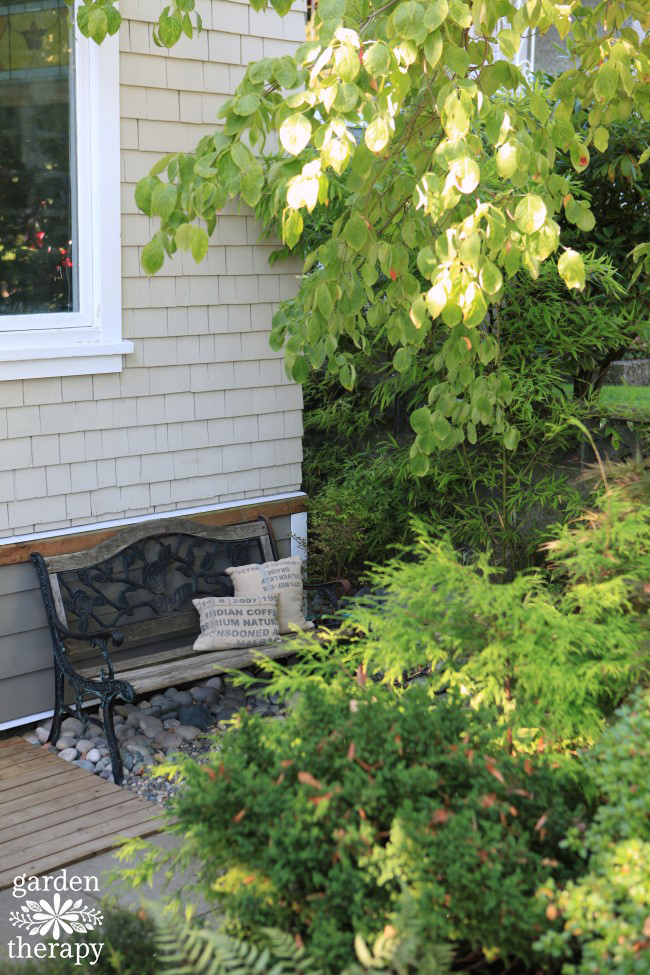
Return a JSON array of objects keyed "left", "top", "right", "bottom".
[{"left": 18, "top": 672, "right": 287, "bottom": 806}]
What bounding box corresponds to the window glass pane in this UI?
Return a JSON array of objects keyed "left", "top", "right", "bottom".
[{"left": 0, "top": 0, "right": 77, "bottom": 316}]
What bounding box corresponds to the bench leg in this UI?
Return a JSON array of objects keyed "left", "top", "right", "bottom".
[
  {"left": 47, "top": 660, "right": 65, "bottom": 746},
  {"left": 102, "top": 693, "right": 124, "bottom": 786}
]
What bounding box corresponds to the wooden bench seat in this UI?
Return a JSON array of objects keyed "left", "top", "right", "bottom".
[{"left": 31, "top": 514, "right": 348, "bottom": 784}]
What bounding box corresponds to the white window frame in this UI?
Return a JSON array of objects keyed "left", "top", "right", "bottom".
[{"left": 0, "top": 19, "right": 132, "bottom": 380}]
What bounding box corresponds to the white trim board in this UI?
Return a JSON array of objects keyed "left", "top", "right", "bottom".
[{"left": 0, "top": 492, "right": 308, "bottom": 548}]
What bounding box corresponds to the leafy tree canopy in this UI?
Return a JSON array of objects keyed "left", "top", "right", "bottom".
[{"left": 79, "top": 0, "right": 650, "bottom": 470}]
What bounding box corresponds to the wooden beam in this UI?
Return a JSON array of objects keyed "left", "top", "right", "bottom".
[{"left": 0, "top": 496, "right": 307, "bottom": 567}]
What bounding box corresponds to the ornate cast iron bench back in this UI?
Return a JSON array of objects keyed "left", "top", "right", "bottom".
[{"left": 31, "top": 515, "right": 280, "bottom": 785}]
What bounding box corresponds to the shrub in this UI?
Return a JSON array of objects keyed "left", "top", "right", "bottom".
[
  {"left": 537, "top": 688, "right": 650, "bottom": 975},
  {"left": 126, "top": 683, "right": 586, "bottom": 974}
]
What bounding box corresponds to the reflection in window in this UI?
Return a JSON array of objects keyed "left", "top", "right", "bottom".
[{"left": 0, "top": 0, "right": 77, "bottom": 316}]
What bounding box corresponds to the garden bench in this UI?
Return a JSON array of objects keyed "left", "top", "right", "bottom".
[{"left": 31, "top": 515, "right": 348, "bottom": 784}]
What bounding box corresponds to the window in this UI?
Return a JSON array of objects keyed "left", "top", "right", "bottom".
[{"left": 0, "top": 0, "right": 131, "bottom": 379}]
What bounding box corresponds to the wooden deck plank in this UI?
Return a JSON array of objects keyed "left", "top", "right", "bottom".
[
  {"left": 0, "top": 738, "right": 163, "bottom": 890},
  {"left": 0, "top": 778, "right": 129, "bottom": 822},
  {"left": 0, "top": 819, "right": 163, "bottom": 888},
  {"left": 0, "top": 768, "right": 82, "bottom": 805},
  {"left": 0, "top": 790, "right": 143, "bottom": 841}
]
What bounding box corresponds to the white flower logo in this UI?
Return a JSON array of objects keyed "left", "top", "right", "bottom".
[{"left": 9, "top": 893, "right": 103, "bottom": 939}]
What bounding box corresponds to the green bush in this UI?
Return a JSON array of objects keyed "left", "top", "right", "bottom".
[
  {"left": 128, "top": 683, "right": 586, "bottom": 974},
  {"left": 537, "top": 688, "right": 650, "bottom": 975}
]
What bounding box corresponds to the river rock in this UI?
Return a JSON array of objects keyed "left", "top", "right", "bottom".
[
  {"left": 205, "top": 676, "right": 224, "bottom": 692},
  {"left": 22, "top": 731, "right": 40, "bottom": 746},
  {"left": 163, "top": 718, "right": 180, "bottom": 729},
  {"left": 61, "top": 717, "right": 84, "bottom": 737},
  {"left": 86, "top": 748, "right": 102, "bottom": 763},
  {"left": 59, "top": 747, "right": 78, "bottom": 762},
  {"left": 164, "top": 687, "right": 179, "bottom": 699},
  {"left": 127, "top": 711, "right": 142, "bottom": 728},
  {"left": 76, "top": 738, "right": 94, "bottom": 755},
  {"left": 215, "top": 707, "right": 237, "bottom": 723},
  {"left": 35, "top": 727, "right": 50, "bottom": 744},
  {"left": 178, "top": 704, "right": 213, "bottom": 731},
  {"left": 174, "top": 725, "right": 201, "bottom": 742},
  {"left": 55, "top": 737, "right": 76, "bottom": 751},
  {"left": 190, "top": 686, "right": 219, "bottom": 705},
  {"left": 75, "top": 759, "right": 96, "bottom": 772},
  {"left": 155, "top": 731, "right": 184, "bottom": 749},
  {"left": 140, "top": 715, "right": 164, "bottom": 739},
  {"left": 170, "top": 690, "right": 194, "bottom": 707}
]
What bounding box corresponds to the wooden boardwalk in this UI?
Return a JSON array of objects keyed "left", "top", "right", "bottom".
[{"left": 0, "top": 737, "right": 164, "bottom": 889}]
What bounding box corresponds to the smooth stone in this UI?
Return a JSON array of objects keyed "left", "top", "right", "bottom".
[
  {"left": 116, "top": 725, "right": 133, "bottom": 739},
  {"left": 205, "top": 676, "right": 224, "bottom": 691},
  {"left": 35, "top": 727, "right": 51, "bottom": 744},
  {"left": 155, "top": 731, "right": 183, "bottom": 749},
  {"left": 95, "top": 757, "right": 111, "bottom": 771},
  {"left": 174, "top": 725, "right": 201, "bottom": 742},
  {"left": 86, "top": 748, "right": 101, "bottom": 763},
  {"left": 170, "top": 690, "right": 193, "bottom": 707},
  {"left": 216, "top": 707, "right": 237, "bottom": 722},
  {"left": 55, "top": 737, "right": 76, "bottom": 751},
  {"left": 142, "top": 706, "right": 162, "bottom": 717},
  {"left": 59, "top": 747, "right": 78, "bottom": 762},
  {"left": 61, "top": 717, "right": 84, "bottom": 737},
  {"left": 76, "top": 738, "right": 94, "bottom": 754},
  {"left": 164, "top": 688, "right": 179, "bottom": 699},
  {"left": 190, "top": 686, "right": 219, "bottom": 705},
  {"left": 115, "top": 704, "right": 138, "bottom": 717},
  {"left": 75, "top": 759, "right": 96, "bottom": 772},
  {"left": 113, "top": 715, "right": 124, "bottom": 725},
  {"left": 140, "top": 715, "right": 164, "bottom": 739},
  {"left": 100, "top": 770, "right": 113, "bottom": 780},
  {"left": 177, "top": 704, "right": 213, "bottom": 731},
  {"left": 127, "top": 712, "right": 142, "bottom": 728},
  {"left": 22, "top": 731, "right": 40, "bottom": 745},
  {"left": 122, "top": 752, "right": 134, "bottom": 771},
  {"left": 163, "top": 718, "right": 180, "bottom": 729},
  {"left": 98, "top": 746, "right": 110, "bottom": 757}
]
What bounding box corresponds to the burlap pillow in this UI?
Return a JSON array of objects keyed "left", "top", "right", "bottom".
[
  {"left": 226, "top": 556, "right": 314, "bottom": 635},
  {"left": 192, "top": 595, "right": 280, "bottom": 652}
]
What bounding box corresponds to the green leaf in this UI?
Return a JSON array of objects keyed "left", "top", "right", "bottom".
[
  {"left": 450, "top": 156, "right": 480, "bottom": 194},
  {"left": 151, "top": 182, "right": 178, "bottom": 220},
  {"left": 316, "top": 281, "right": 334, "bottom": 319},
  {"left": 365, "top": 115, "right": 391, "bottom": 154},
  {"left": 514, "top": 194, "right": 547, "bottom": 235},
  {"left": 594, "top": 61, "right": 618, "bottom": 103},
  {"left": 158, "top": 11, "right": 183, "bottom": 47},
  {"left": 282, "top": 209, "right": 304, "bottom": 249},
  {"left": 230, "top": 142, "right": 251, "bottom": 170},
  {"left": 233, "top": 94, "right": 261, "bottom": 117},
  {"left": 593, "top": 126, "right": 609, "bottom": 152},
  {"left": 423, "top": 30, "right": 443, "bottom": 67},
  {"left": 410, "top": 407, "right": 431, "bottom": 434},
  {"left": 570, "top": 141, "right": 590, "bottom": 174},
  {"left": 410, "top": 452, "right": 430, "bottom": 476},
  {"left": 280, "top": 113, "right": 312, "bottom": 156},
  {"left": 448, "top": 0, "right": 471, "bottom": 28},
  {"left": 175, "top": 223, "right": 192, "bottom": 251},
  {"left": 135, "top": 176, "right": 160, "bottom": 216},
  {"left": 142, "top": 237, "right": 165, "bottom": 275},
  {"left": 241, "top": 167, "right": 264, "bottom": 206},
  {"left": 558, "top": 249, "right": 586, "bottom": 291},
  {"left": 363, "top": 41, "right": 390, "bottom": 76},
  {"left": 88, "top": 7, "right": 108, "bottom": 43},
  {"left": 504, "top": 426, "right": 520, "bottom": 450},
  {"left": 339, "top": 362, "right": 356, "bottom": 390},
  {"left": 423, "top": 0, "right": 448, "bottom": 31},
  {"left": 479, "top": 260, "right": 503, "bottom": 295},
  {"left": 342, "top": 214, "right": 368, "bottom": 252},
  {"left": 190, "top": 226, "right": 209, "bottom": 263},
  {"left": 393, "top": 347, "right": 412, "bottom": 373},
  {"left": 105, "top": 5, "right": 121, "bottom": 35},
  {"left": 292, "top": 356, "right": 310, "bottom": 383}
]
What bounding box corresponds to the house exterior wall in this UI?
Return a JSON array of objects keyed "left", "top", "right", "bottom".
[
  {"left": 0, "top": 0, "right": 305, "bottom": 542},
  {"left": 0, "top": 3, "right": 306, "bottom": 727}
]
